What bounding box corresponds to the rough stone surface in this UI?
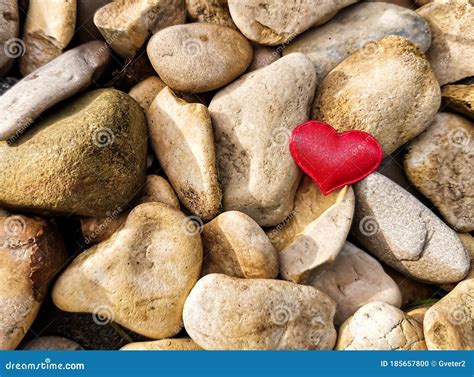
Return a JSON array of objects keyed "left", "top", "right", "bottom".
[
  {"left": 129, "top": 76, "right": 166, "bottom": 111},
  {"left": 424, "top": 279, "right": 474, "bottom": 350},
  {"left": 313, "top": 35, "right": 441, "bottom": 155},
  {"left": 80, "top": 175, "right": 179, "bottom": 245},
  {"left": 53, "top": 203, "right": 203, "bottom": 339},
  {"left": 0, "top": 41, "right": 111, "bottom": 141},
  {"left": 271, "top": 180, "right": 354, "bottom": 284},
  {"left": 209, "top": 53, "right": 317, "bottom": 226},
  {"left": 0, "top": 89, "right": 148, "bottom": 217},
  {"left": 227, "top": 0, "right": 357, "bottom": 45},
  {"left": 201, "top": 211, "right": 279, "bottom": 279},
  {"left": 404, "top": 112, "right": 473, "bottom": 232},
  {"left": 20, "top": 0, "right": 77, "bottom": 75},
  {"left": 352, "top": 172, "right": 470, "bottom": 284},
  {"left": 147, "top": 87, "right": 221, "bottom": 221},
  {"left": 94, "top": 0, "right": 186, "bottom": 58},
  {"left": 147, "top": 23, "right": 253, "bottom": 93},
  {"left": 186, "top": 0, "right": 235, "bottom": 28},
  {"left": 441, "top": 232, "right": 474, "bottom": 291},
  {"left": 310, "top": 242, "right": 402, "bottom": 325},
  {"left": 121, "top": 338, "right": 202, "bottom": 350},
  {"left": 23, "top": 336, "right": 83, "bottom": 350},
  {"left": 183, "top": 274, "right": 337, "bottom": 350},
  {"left": 442, "top": 84, "right": 474, "bottom": 120},
  {"left": 417, "top": 1, "right": 474, "bottom": 85},
  {"left": 0, "top": 0, "right": 19, "bottom": 76},
  {"left": 407, "top": 306, "right": 431, "bottom": 325},
  {"left": 285, "top": 2, "right": 431, "bottom": 79},
  {"left": 0, "top": 215, "right": 66, "bottom": 350},
  {"left": 336, "top": 302, "right": 427, "bottom": 350}
]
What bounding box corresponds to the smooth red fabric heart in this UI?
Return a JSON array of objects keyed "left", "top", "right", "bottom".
[{"left": 289, "top": 121, "right": 383, "bottom": 195}]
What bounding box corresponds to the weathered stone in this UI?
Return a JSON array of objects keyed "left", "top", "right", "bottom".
[
  {"left": 227, "top": 0, "right": 357, "bottom": 45},
  {"left": 0, "top": 41, "right": 111, "bottom": 141},
  {"left": 285, "top": 2, "right": 431, "bottom": 79},
  {"left": 0, "top": 0, "right": 19, "bottom": 75},
  {"left": 0, "top": 215, "right": 66, "bottom": 350},
  {"left": 424, "top": 279, "right": 474, "bottom": 349},
  {"left": 313, "top": 36, "right": 440, "bottom": 155},
  {"left": 23, "top": 336, "right": 83, "bottom": 350},
  {"left": 20, "top": 0, "right": 77, "bottom": 75},
  {"left": 441, "top": 84, "right": 474, "bottom": 120},
  {"left": 0, "top": 89, "right": 148, "bottom": 217},
  {"left": 183, "top": 274, "right": 337, "bottom": 350},
  {"left": 147, "top": 23, "right": 253, "bottom": 93},
  {"left": 53, "top": 203, "right": 203, "bottom": 339},
  {"left": 129, "top": 76, "right": 166, "bottom": 111},
  {"left": 351, "top": 172, "right": 470, "bottom": 284},
  {"left": 310, "top": 242, "right": 402, "bottom": 325},
  {"left": 209, "top": 53, "right": 317, "bottom": 226},
  {"left": 147, "top": 87, "right": 221, "bottom": 221},
  {"left": 121, "top": 338, "right": 201, "bottom": 350},
  {"left": 336, "top": 302, "right": 427, "bottom": 350},
  {"left": 417, "top": 1, "right": 474, "bottom": 85},
  {"left": 94, "top": 0, "right": 186, "bottom": 58},
  {"left": 441, "top": 232, "right": 474, "bottom": 291},
  {"left": 404, "top": 112, "right": 473, "bottom": 232},
  {"left": 407, "top": 306, "right": 431, "bottom": 325},
  {"left": 186, "top": 0, "right": 235, "bottom": 28},
  {"left": 201, "top": 211, "right": 279, "bottom": 279}
]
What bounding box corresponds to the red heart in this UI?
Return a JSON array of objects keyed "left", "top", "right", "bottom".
[{"left": 289, "top": 121, "right": 383, "bottom": 195}]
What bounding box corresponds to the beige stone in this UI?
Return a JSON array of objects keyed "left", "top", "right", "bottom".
[
  {"left": 442, "top": 84, "right": 474, "bottom": 120},
  {"left": 186, "top": 0, "right": 235, "bottom": 28},
  {"left": 147, "top": 23, "right": 253, "bottom": 93},
  {"left": 121, "top": 338, "right": 201, "bottom": 350},
  {"left": 20, "top": 0, "right": 76, "bottom": 75},
  {"left": 336, "top": 302, "right": 427, "bottom": 350},
  {"left": 209, "top": 53, "right": 317, "bottom": 226},
  {"left": 23, "top": 336, "right": 83, "bottom": 350},
  {"left": 310, "top": 242, "right": 402, "bottom": 325},
  {"left": 0, "top": 41, "right": 111, "bottom": 141},
  {"left": 147, "top": 87, "right": 221, "bottom": 221},
  {"left": 404, "top": 113, "right": 473, "bottom": 232},
  {"left": 201, "top": 211, "right": 278, "bottom": 279},
  {"left": 94, "top": 0, "right": 186, "bottom": 59},
  {"left": 0, "top": 0, "right": 19, "bottom": 76},
  {"left": 266, "top": 177, "right": 354, "bottom": 283},
  {"left": 407, "top": 306, "right": 431, "bottom": 325},
  {"left": 183, "top": 274, "right": 337, "bottom": 350},
  {"left": 227, "top": 0, "right": 357, "bottom": 45},
  {"left": 80, "top": 175, "right": 180, "bottom": 245},
  {"left": 352, "top": 172, "right": 470, "bottom": 284},
  {"left": 246, "top": 43, "right": 280, "bottom": 72},
  {"left": 129, "top": 76, "right": 166, "bottom": 111},
  {"left": 313, "top": 36, "right": 440, "bottom": 155},
  {"left": 441, "top": 233, "right": 474, "bottom": 291},
  {"left": 0, "top": 215, "right": 66, "bottom": 350},
  {"left": 424, "top": 279, "right": 474, "bottom": 349},
  {"left": 417, "top": 1, "right": 474, "bottom": 85},
  {"left": 53, "top": 203, "right": 203, "bottom": 339}
]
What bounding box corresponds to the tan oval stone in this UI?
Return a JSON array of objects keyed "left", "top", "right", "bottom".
[
  {"left": 186, "top": 0, "right": 235, "bottom": 28},
  {"left": 52, "top": 203, "right": 203, "bottom": 339},
  {"left": 336, "top": 302, "right": 427, "bottom": 350},
  {"left": 183, "top": 274, "right": 337, "bottom": 350},
  {"left": 147, "top": 23, "right": 253, "bottom": 93},
  {"left": 121, "top": 338, "right": 202, "bottom": 350},
  {"left": 94, "top": 0, "right": 186, "bottom": 58},
  {"left": 23, "top": 336, "right": 83, "bottom": 350},
  {"left": 424, "top": 279, "right": 474, "bottom": 350},
  {"left": 147, "top": 87, "right": 221, "bottom": 221},
  {"left": 407, "top": 306, "right": 431, "bottom": 325},
  {"left": 404, "top": 112, "right": 473, "bottom": 232},
  {"left": 267, "top": 177, "right": 354, "bottom": 284},
  {"left": 209, "top": 53, "right": 317, "bottom": 226},
  {"left": 20, "top": 0, "right": 76, "bottom": 75},
  {"left": 442, "top": 84, "right": 474, "bottom": 120},
  {"left": 129, "top": 76, "right": 167, "bottom": 111},
  {"left": 417, "top": 1, "right": 474, "bottom": 85},
  {"left": 0, "top": 215, "right": 66, "bottom": 350},
  {"left": 228, "top": 0, "right": 357, "bottom": 46},
  {"left": 310, "top": 242, "right": 402, "bottom": 325},
  {"left": 313, "top": 35, "right": 440, "bottom": 155},
  {"left": 201, "top": 211, "right": 278, "bottom": 279}
]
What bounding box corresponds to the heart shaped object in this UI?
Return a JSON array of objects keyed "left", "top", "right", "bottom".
[{"left": 289, "top": 121, "right": 383, "bottom": 195}]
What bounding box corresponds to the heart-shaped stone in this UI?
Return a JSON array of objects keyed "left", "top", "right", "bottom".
[{"left": 289, "top": 121, "right": 382, "bottom": 195}]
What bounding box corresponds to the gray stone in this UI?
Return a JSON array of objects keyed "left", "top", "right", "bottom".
[{"left": 0, "top": 0, "right": 19, "bottom": 75}]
